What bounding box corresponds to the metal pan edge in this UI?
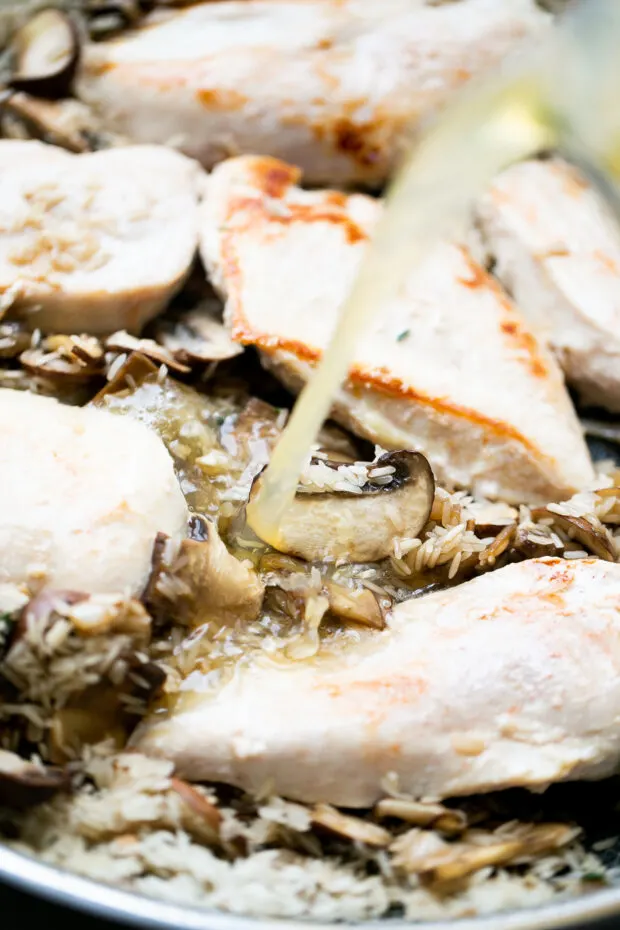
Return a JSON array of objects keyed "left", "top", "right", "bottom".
[{"left": 1, "top": 844, "right": 620, "bottom": 930}]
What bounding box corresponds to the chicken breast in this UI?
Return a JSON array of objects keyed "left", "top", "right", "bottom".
[
  {"left": 0, "top": 389, "right": 188, "bottom": 595},
  {"left": 77, "top": 0, "right": 549, "bottom": 187},
  {"left": 475, "top": 158, "right": 620, "bottom": 411},
  {"left": 0, "top": 141, "right": 201, "bottom": 335},
  {"left": 135, "top": 557, "right": 620, "bottom": 807},
  {"left": 199, "top": 156, "right": 594, "bottom": 504}
]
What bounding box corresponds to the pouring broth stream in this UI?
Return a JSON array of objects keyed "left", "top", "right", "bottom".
[{"left": 246, "top": 0, "right": 620, "bottom": 548}]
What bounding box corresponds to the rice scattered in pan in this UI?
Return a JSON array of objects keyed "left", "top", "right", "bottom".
[
  {"left": 7, "top": 749, "right": 614, "bottom": 922},
  {"left": 1, "top": 465, "right": 620, "bottom": 921}
]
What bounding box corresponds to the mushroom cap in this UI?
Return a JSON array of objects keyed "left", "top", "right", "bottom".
[
  {"left": 11, "top": 9, "right": 80, "bottom": 99},
  {"left": 0, "top": 389, "right": 188, "bottom": 595},
  {"left": 249, "top": 450, "right": 434, "bottom": 562}
]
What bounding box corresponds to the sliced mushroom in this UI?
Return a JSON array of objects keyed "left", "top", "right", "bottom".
[
  {"left": 62, "top": 333, "right": 105, "bottom": 367},
  {"left": 324, "top": 580, "right": 385, "bottom": 630},
  {"left": 417, "top": 823, "right": 580, "bottom": 887},
  {"left": 169, "top": 776, "right": 222, "bottom": 840},
  {"left": 375, "top": 798, "right": 467, "bottom": 835},
  {"left": 248, "top": 451, "right": 434, "bottom": 563},
  {"left": 11, "top": 10, "right": 80, "bottom": 99},
  {"left": 0, "top": 321, "right": 30, "bottom": 359},
  {"left": 155, "top": 303, "right": 243, "bottom": 365},
  {"left": 87, "top": 0, "right": 143, "bottom": 40},
  {"left": 154, "top": 519, "right": 265, "bottom": 627},
  {"left": 311, "top": 803, "right": 391, "bottom": 848},
  {"left": 1, "top": 93, "right": 94, "bottom": 153},
  {"left": 511, "top": 522, "right": 564, "bottom": 560},
  {"left": 389, "top": 828, "right": 449, "bottom": 874},
  {"left": 95, "top": 350, "right": 159, "bottom": 400},
  {"left": 19, "top": 346, "right": 101, "bottom": 383},
  {"left": 0, "top": 749, "right": 68, "bottom": 808},
  {"left": 31, "top": 333, "right": 105, "bottom": 377},
  {"left": 532, "top": 508, "right": 617, "bottom": 561},
  {"left": 0, "top": 366, "right": 90, "bottom": 405},
  {"left": 470, "top": 501, "right": 519, "bottom": 538},
  {"left": 106, "top": 331, "right": 190, "bottom": 375}
]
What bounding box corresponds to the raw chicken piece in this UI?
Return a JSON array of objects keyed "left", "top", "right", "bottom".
[
  {"left": 135, "top": 557, "right": 620, "bottom": 807},
  {"left": 77, "top": 0, "right": 549, "bottom": 186},
  {"left": 475, "top": 158, "right": 620, "bottom": 411},
  {"left": 0, "top": 389, "right": 188, "bottom": 595},
  {"left": 199, "top": 156, "right": 594, "bottom": 504},
  {"left": 0, "top": 141, "right": 201, "bottom": 335}
]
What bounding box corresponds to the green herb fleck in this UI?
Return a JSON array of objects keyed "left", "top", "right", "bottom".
[
  {"left": 396, "top": 329, "right": 410, "bottom": 342},
  {"left": 582, "top": 872, "right": 606, "bottom": 883}
]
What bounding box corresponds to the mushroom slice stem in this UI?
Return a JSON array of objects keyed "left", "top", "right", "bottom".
[{"left": 249, "top": 450, "right": 434, "bottom": 563}]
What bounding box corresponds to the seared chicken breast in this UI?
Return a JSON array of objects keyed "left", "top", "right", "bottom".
[
  {"left": 200, "top": 156, "right": 594, "bottom": 504},
  {"left": 0, "top": 141, "right": 201, "bottom": 335},
  {"left": 77, "top": 0, "right": 549, "bottom": 186},
  {"left": 0, "top": 389, "right": 188, "bottom": 595},
  {"left": 476, "top": 158, "right": 620, "bottom": 411},
  {"left": 135, "top": 557, "right": 620, "bottom": 807}
]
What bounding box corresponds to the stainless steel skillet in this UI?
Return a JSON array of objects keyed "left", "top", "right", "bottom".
[{"left": 2, "top": 842, "right": 620, "bottom": 930}]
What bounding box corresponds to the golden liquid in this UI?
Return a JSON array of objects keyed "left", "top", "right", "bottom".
[{"left": 247, "top": 0, "right": 620, "bottom": 549}]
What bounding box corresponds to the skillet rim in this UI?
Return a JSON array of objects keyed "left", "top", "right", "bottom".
[{"left": 1, "top": 842, "right": 619, "bottom": 930}]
